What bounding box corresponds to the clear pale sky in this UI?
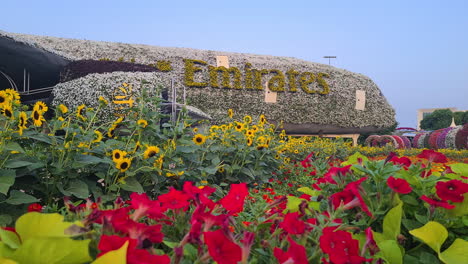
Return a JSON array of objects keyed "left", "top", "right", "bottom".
[{"left": 2, "top": 0, "right": 467, "bottom": 128}]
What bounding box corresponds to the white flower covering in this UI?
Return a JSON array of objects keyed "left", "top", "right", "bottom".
[{"left": 2, "top": 31, "right": 396, "bottom": 130}]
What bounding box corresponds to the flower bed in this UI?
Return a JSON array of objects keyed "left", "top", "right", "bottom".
[{"left": 0, "top": 88, "right": 468, "bottom": 263}]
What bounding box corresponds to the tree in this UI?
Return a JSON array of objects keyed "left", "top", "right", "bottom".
[
  {"left": 420, "top": 109, "right": 453, "bottom": 130},
  {"left": 454, "top": 111, "right": 468, "bottom": 125}
]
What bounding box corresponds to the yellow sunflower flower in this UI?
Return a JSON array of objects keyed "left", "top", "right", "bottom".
[
  {"left": 193, "top": 134, "right": 206, "bottom": 145},
  {"left": 92, "top": 130, "right": 103, "bottom": 143},
  {"left": 245, "top": 129, "right": 255, "bottom": 137},
  {"left": 58, "top": 104, "right": 68, "bottom": 114},
  {"left": 33, "top": 101, "right": 48, "bottom": 114},
  {"left": 112, "top": 149, "right": 127, "bottom": 162},
  {"left": 227, "top": 109, "right": 234, "bottom": 118},
  {"left": 143, "top": 146, "right": 160, "bottom": 159},
  {"left": 18, "top": 111, "right": 27, "bottom": 135},
  {"left": 2, "top": 105, "right": 14, "bottom": 119},
  {"left": 154, "top": 154, "right": 164, "bottom": 171},
  {"left": 259, "top": 114, "right": 267, "bottom": 124},
  {"left": 0, "top": 90, "right": 11, "bottom": 108},
  {"left": 137, "top": 119, "right": 148, "bottom": 128},
  {"left": 31, "top": 109, "right": 45, "bottom": 127},
  {"left": 98, "top": 96, "right": 108, "bottom": 106},
  {"left": 234, "top": 122, "right": 244, "bottom": 132},
  {"left": 243, "top": 115, "right": 252, "bottom": 124},
  {"left": 246, "top": 137, "right": 253, "bottom": 146},
  {"left": 256, "top": 143, "right": 269, "bottom": 150},
  {"left": 116, "top": 158, "right": 132, "bottom": 172},
  {"left": 76, "top": 104, "right": 86, "bottom": 121},
  {"left": 193, "top": 127, "right": 199, "bottom": 133},
  {"left": 218, "top": 166, "right": 225, "bottom": 173},
  {"left": 4, "top": 89, "right": 20, "bottom": 105},
  {"left": 107, "top": 124, "right": 117, "bottom": 138}
]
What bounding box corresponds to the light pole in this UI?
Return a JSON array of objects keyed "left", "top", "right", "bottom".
[{"left": 323, "top": 56, "right": 336, "bottom": 65}]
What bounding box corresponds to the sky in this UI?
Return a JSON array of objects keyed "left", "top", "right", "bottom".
[{"left": 1, "top": 0, "right": 467, "bottom": 128}]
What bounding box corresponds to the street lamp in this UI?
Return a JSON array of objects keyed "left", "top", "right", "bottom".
[{"left": 323, "top": 56, "right": 336, "bottom": 65}]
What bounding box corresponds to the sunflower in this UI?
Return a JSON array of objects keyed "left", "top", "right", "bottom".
[
  {"left": 2, "top": 105, "right": 13, "bottom": 119},
  {"left": 243, "top": 115, "right": 252, "bottom": 124},
  {"left": 246, "top": 137, "right": 253, "bottom": 146},
  {"left": 256, "top": 144, "right": 269, "bottom": 150},
  {"left": 4, "top": 89, "right": 20, "bottom": 105},
  {"left": 193, "top": 127, "right": 199, "bottom": 133},
  {"left": 245, "top": 129, "right": 255, "bottom": 137},
  {"left": 116, "top": 158, "right": 132, "bottom": 172},
  {"left": 144, "top": 146, "right": 160, "bottom": 159},
  {"left": 251, "top": 125, "right": 259, "bottom": 132},
  {"left": 92, "top": 130, "right": 103, "bottom": 143},
  {"left": 227, "top": 109, "right": 234, "bottom": 118},
  {"left": 235, "top": 122, "right": 244, "bottom": 132},
  {"left": 218, "top": 166, "right": 225, "bottom": 173},
  {"left": 137, "top": 119, "right": 148, "bottom": 128},
  {"left": 58, "top": 104, "right": 68, "bottom": 114},
  {"left": 76, "top": 104, "right": 86, "bottom": 121},
  {"left": 32, "top": 109, "right": 45, "bottom": 126},
  {"left": 112, "top": 149, "right": 127, "bottom": 162},
  {"left": 0, "top": 91, "right": 10, "bottom": 108},
  {"left": 133, "top": 141, "right": 142, "bottom": 152},
  {"left": 193, "top": 134, "right": 206, "bottom": 145},
  {"left": 33, "top": 101, "right": 48, "bottom": 114},
  {"left": 107, "top": 124, "right": 117, "bottom": 138},
  {"left": 18, "top": 112, "right": 27, "bottom": 135},
  {"left": 154, "top": 154, "right": 164, "bottom": 171},
  {"left": 259, "top": 114, "right": 267, "bottom": 124},
  {"left": 98, "top": 96, "right": 108, "bottom": 106}
]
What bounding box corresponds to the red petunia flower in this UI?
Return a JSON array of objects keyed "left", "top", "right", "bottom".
[
  {"left": 203, "top": 229, "right": 242, "bottom": 264},
  {"left": 344, "top": 177, "right": 373, "bottom": 217},
  {"left": 129, "top": 193, "right": 166, "bottom": 221},
  {"left": 97, "top": 235, "right": 169, "bottom": 264},
  {"left": 390, "top": 156, "right": 412, "bottom": 167},
  {"left": 417, "top": 149, "right": 448, "bottom": 163},
  {"left": 322, "top": 165, "right": 352, "bottom": 184},
  {"left": 219, "top": 183, "right": 249, "bottom": 214},
  {"left": 280, "top": 212, "right": 306, "bottom": 235},
  {"left": 331, "top": 190, "right": 355, "bottom": 209},
  {"left": 111, "top": 218, "right": 164, "bottom": 245},
  {"left": 27, "top": 203, "right": 43, "bottom": 212},
  {"left": 158, "top": 188, "right": 191, "bottom": 210},
  {"left": 436, "top": 180, "right": 468, "bottom": 203},
  {"left": 273, "top": 237, "right": 308, "bottom": 264},
  {"left": 320, "top": 226, "right": 371, "bottom": 264},
  {"left": 420, "top": 195, "right": 455, "bottom": 209},
  {"left": 387, "top": 176, "right": 412, "bottom": 194}
]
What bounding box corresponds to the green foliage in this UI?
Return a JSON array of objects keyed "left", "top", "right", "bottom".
[
  {"left": 420, "top": 109, "right": 453, "bottom": 130},
  {"left": 454, "top": 111, "right": 468, "bottom": 125},
  {"left": 0, "top": 212, "right": 91, "bottom": 264}
]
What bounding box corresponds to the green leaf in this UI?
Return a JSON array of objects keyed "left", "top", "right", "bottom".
[
  {"left": 440, "top": 238, "right": 468, "bottom": 264},
  {"left": 65, "top": 180, "right": 89, "bottom": 199},
  {"left": 448, "top": 193, "right": 468, "bottom": 217},
  {"left": 0, "top": 229, "right": 20, "bottom": 249},
  {"left": 383, "top": 202, "right": 403, "bottom": 240},
  {"left": 92, "top": 241, "right": 127, "bottom": 264},
  {"left": 341, "top": 152, "right": 368, "bottom": 166},
  {"left": 0, "top": 215, "right": 13, "bottom": 226},
  {"left": 15, "top": 213, "right": 74, "bottom": 242},
  {"left": 285, "top": 196, "right": 304, "bottom": 213},
  {"left": 297, "top": 187, "right": 319, "bottom": 197},
  {"left": 4, "top": 191, "right": 38, "bottom": 205},
  {"left": 120, "top": 177, "right": 144, "bottom": 193},
  {"left": 4, "top": 142, "right": 24, "bottom": 153},
  {"left": 11, "top": 237, "right": 91, "bottom": 264},
  {"left": 0, "top": 241, "right": 15, "bottom": 259},
  {"left": 377, "top": 240, "right": 403, "bottom": 264},
  {"left": 72, "top": 154, "right": 107, "bottom": 168},
  {"left": 409, "top": 221, "right": 448, "bottom": 254},
  {"left": 450, "top": 163, "right": 468, "bottom": 176},
  {"left": 0, "top": 170, "right": 15, "bottom": 195},
  {"left": 0, "top": 257, "right": 17, "bottom": 264},
  {"left": 3, "top": 161, "right": 34, "bottom": 169}
]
